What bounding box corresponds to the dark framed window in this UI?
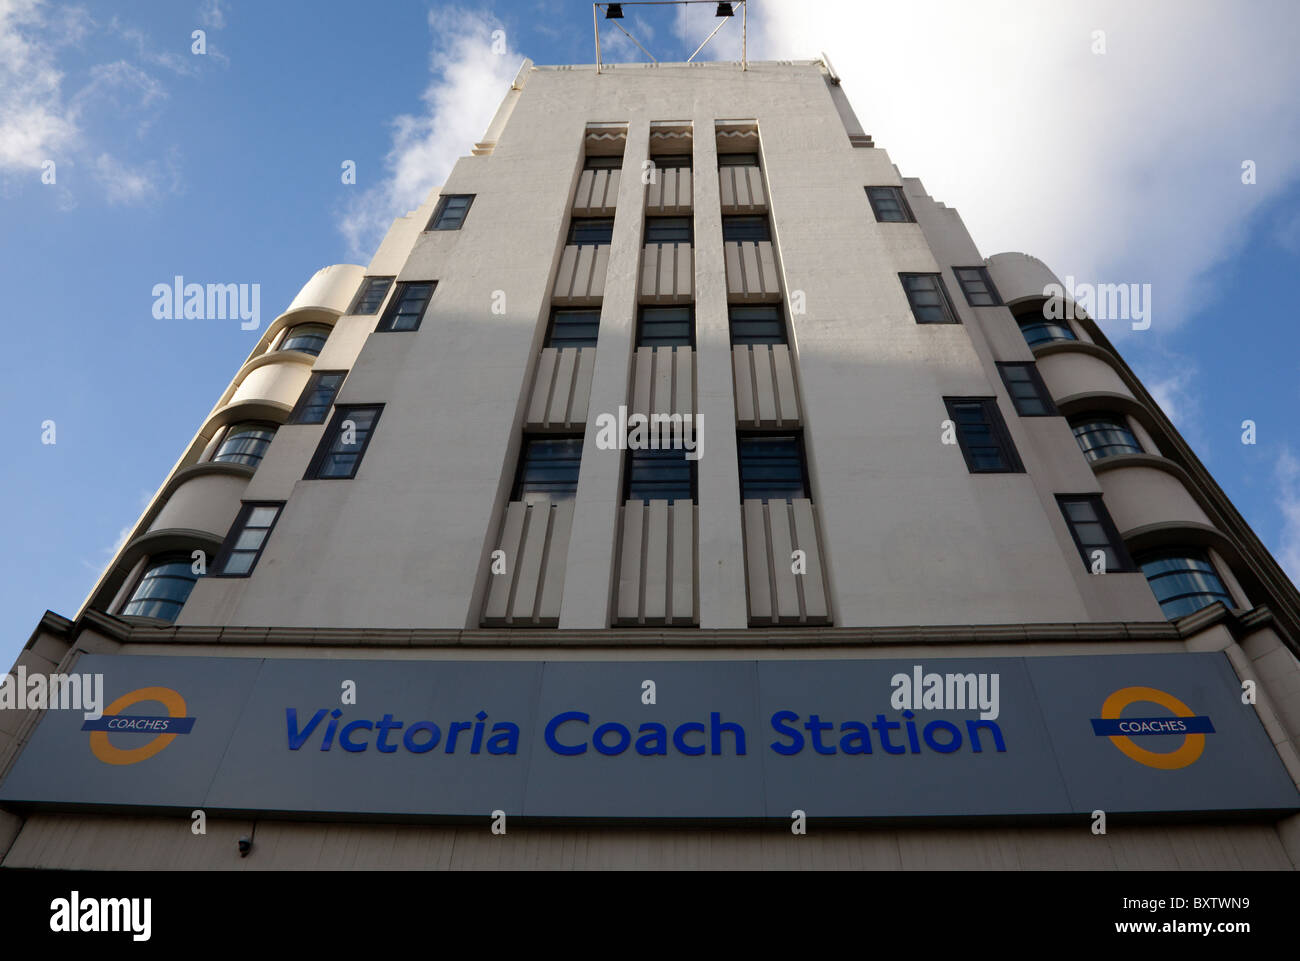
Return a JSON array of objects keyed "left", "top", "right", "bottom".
[
  {"left": 900, "top": 272, "right": 957, "bottom": 324},
  {"left": 944, "top": 397, "right": 1024, "bottom": 473},
  {"left": 428, "top": 193, "right": 474, "bottom": 230},
  {"left": 729, "top": 305, "right": 786, "bottom": 345},
  {"left": 568, "top": 217, "right": 614, "bottom": 246},
  {"left": 1070, "top": 414, "right": 1143, "bottom": 462},
  {"left": 996, "top": 362, "right": 1056, "bottom": 417},
  {"left": 722, "top": 215, "right": 770, "bottom": 242},
  {"left": 738, "top": 433, "right": 809, "bottom": 502},
  {"left": 305, "top": 405, "right": 383, "bottom": 480},
  {"left": 279, "top": 323, "right": 331, "bottom": 355},
  {"left": 512, "top": 436, "right": 583, "bottom": 501},
  {"left": 350, "top": 277, "right": 393, "bottom": 315},
  {"left": 584, "top": 155, "right": 623, "bottom": 170},
  {"left": 212, "top": 422, "right": 277, "bottom": 468},
  {"left": 289, "top": 371, "right": 347, "bottom": 425},
  {"left": 1015, "top": 304, "right": 1077, "bottom": 347},
  {"left": 637, "top": 306, "right": 694, "bottom": 348},
  {"left": 652, "top": 154, "right": 692, "bottom": 169},
  {"left": 545, "top": 309, "right": 600, "bottom": 349},
  {"left": 214, "top": 502, "right": 284, "bottom": 577},
  {"left": 122, "top": 554, "right": 200, "bottom": 622},
  {"left": 865, "top": 186, "right": 914, "bottom": 223},
  {"left": 1057, "top": 495, "right": 1134, "bottom": 573},
  {"left": 717, "top": 153, "right": 759, "bottom": 167},
  {"left": 625, "top": 447, "right": 696, "bottom": 503},
  {"left": 644, "top": 216, "right": 693, "bottom": 244},
  {"left": 376, "top": 281, "right": 435, "bottom": 332},
  {"left": 1135, "top": 549, "right": 1235, "bottom": 620},
  {"left": 953, "top": 266, "right": 1002, "bottom": 306}
]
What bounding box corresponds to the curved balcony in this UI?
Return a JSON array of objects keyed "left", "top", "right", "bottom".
[
  {"left": 256, "top": 263, "right": 366, "bottom": 352},
  {"left": 1035, "top": 344, "right": 1136, "bottom": 406},
  {"left": 146, "top": 464, "right": 252, "bottom": 540},
  {"left": 286, "top": 263, "right": 367, "bottom": 316},
  {"left": 985, "top": 251, "right": 1072, "bottom": 310},
  {"left": 220, "top": 350, "right": 315, "bottom": 417},
  {"left": 1094, "top": 460, "right": 1212, "bottom": 536}
]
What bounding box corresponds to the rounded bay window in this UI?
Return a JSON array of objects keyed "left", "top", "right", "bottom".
[
  {"left": 1014, "top": 302, "right": 1076, "bottom": 347},
  {"left": 1069, "top": 413, "right": 1143, "bottom": 462},
  {"left": 211, "top": 422, "right": 277, "bottom": 468},
  {"left": 1134, "top": 548, "right": 1235, "bottom": 620},
  {"left": 121, "top": 553, "right": 202, "bottom": 622},
  {"left": 279, "top": 323, "right": 332, "bottom": 356}
]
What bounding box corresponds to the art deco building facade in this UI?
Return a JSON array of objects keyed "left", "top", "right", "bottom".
[{"left": 2, "top": 58, "right": 1298, "bottom": 870}]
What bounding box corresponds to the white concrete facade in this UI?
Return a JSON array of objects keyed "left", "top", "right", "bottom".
[{"left": 3, "top": 59, "right": 1299, "bottom": 870}]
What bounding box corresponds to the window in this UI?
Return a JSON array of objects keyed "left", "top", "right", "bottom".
[
  {"left": 625, "top": 448, "right": 696, "bottom": 503},
  {"left": 584, "top": 155, "right": 623, "bottom": 170},
  {"left": 644, "top": 216, "right": 693, "bottom": 244},
  {"left": 280, "top": 323, "right": 331, "bottom": 356},
  {"left": 652, "top": 154, "right": 691, "bottom": 169},
  {"left": 865, "top": 186, "right": 914, "bottom": 223},
  {"left": 305, "top": 405, "right": 383, "bottom": 480},
  {"left": 215, "top": 503, "right": 284, "bottom": 577},
  {"left": 717, "top": 153, "right": 759, "bottom": 167},
  {"left": 545, "top": 309, "right": 600, "bottom": 349},
  {"left": 568, "top": 217, "right": 614, "bottom": 246},
  {"left": 738, "top": 434, "right": 809, "bottom": 502},
  {"left": 122, "top": 554, "right": 200, "bottom": 622},
  {"left": 350, "top": 277, "right": 393, "bottom": 315},
  {"left": 1057, "top": 495, "right": 1134, "bottom": 573},
  {"left": 1070, "top": 414, "right": 1143, "bottom": 462},
  {"left": 428, "top": 193, "right": 474, "bottom": 230},
  {"left": 899, "top": 273, "right": 957, "bottom": 324},
  {"left": 944, "top": 398, "right": 1024, "bottom": 473},
  {"left": 1015, "top": 304, "right": 1077, "bottom": 347},
  {"left": 953, "top": 266, "right": 1002, "bottom": 306},
  {"left": 212, "top": 422, "right": 277, "bottom": 467},
  {"left": 722, "top": 215, "right": 770, "bottom": 242},
  {"left": 637, "top": 306, "right": 693, "bottom": 348},
  {"left": 376, "top": 282, "right": 435, "bottom": 332},
  {"left": 996, "top": 362, "right": 1056, "bottom": 417},
  {"left": 729, "top": 305, "right": 786, "bottom": 345},
  {"left": 1136, "top": 550, "right": 1235, "bottom": 619},
  {"left": 512, "top": 436, "right": 583, "bottom": 501},
  {"left": 289, "top": 371, "right": 346, "bottom": 425}
]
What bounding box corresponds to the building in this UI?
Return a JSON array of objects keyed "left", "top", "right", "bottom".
[{"left": 1, "top": 55, "right": 1298, "bottom": 870}]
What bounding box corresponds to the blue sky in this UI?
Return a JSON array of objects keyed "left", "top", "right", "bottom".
[{"left": 1, "top": 0, "right": 1297, "bottom": 667}]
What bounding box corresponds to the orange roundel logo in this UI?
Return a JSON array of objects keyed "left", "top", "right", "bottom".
[
  {"left": 85, "top": 686, "right": 194, "bottom": 766},
  {"left": 1092, "top": 686, "right": 1214, "bottom": 770}
]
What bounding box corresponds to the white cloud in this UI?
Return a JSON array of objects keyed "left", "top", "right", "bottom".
[
  {"left": 92, "top": 151, "right": 153, "bottom": 204},
  {"left": 337, "top": 7, "right": 523, "bottom": 259},
  {"left": 1273, "top": 448, "right": 1300, "bottom": 585},
  {"left": 0, "top": 0, "right": 80, "bottom": 170},
  {"left": 599, "top": 12, "right": 656, "bottom": 62},
  {"left": 752, "top": 0, "right": 1300, "bottom": 340},
  {"left": 199, "top": 0, "right": 225, "bottom": 31},
  {"left": 1144, "top": 366, "right": 1195, "bottom": 427}
]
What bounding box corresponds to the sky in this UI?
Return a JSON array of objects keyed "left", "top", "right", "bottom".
[{"left": 1, "top": 0, "right": 1297, "bottom": 668}]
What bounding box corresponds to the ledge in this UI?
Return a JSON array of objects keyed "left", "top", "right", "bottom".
[
  {"left": 33, "top": 602, "right": 1293, "bottom": 663},
  {"left": 156, "top": 461, "right": 256, "bottom": 506},
  {"left": 1090, "top": 452, "right": 1194, "bottom": 484}
]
